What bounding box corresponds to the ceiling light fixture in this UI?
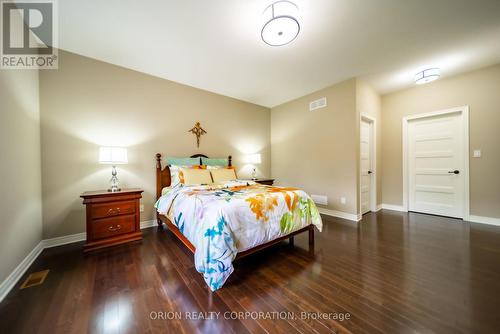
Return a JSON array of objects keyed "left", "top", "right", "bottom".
[
  {"left": 415, "top": 68, "right": 440, "bottom": 85},
  {"left": 261, "top": 1, "right": 300, "bottom": 47}
]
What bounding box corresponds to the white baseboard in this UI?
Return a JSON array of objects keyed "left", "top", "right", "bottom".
[
  {"left": 468, "top": 215, "right": 500, "bottom": 227},
  {"left": 381, "top": 204, "right": 406, "bottom": 212},
  {"left": 0, "top": 219, "right": 158, "bottom": 303},
  {"left": 0, "top": 241, "right": 44, "bottom": 303},
  {"left": 377, "top": 206, "right": 500, "bottom": 226},
  {"left": 318, "top": 207, "right": 361, "bottom": 222},
  {"left": 43, "top": 232, "right": 86, "bottom": 249},
  {"left": 140, "top": 219, "right": 157, "bottom": 229},
  {"left": 374, "top": 204, "right": 382, "bottom": 212},
  {"left": 42, "top": 220, "right": 157, "bottom": 249}
]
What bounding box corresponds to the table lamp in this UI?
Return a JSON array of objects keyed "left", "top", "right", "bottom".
[
  {"left": 245, "top": 153, "right": 261, "bottom": 180},
  {"left": 99, "top": 147, "right": 128, "bottom": 192}
]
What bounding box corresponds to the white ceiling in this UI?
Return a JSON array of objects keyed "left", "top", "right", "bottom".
[{"left": 59, "top": 0, "right": 500, "bottom": 107}]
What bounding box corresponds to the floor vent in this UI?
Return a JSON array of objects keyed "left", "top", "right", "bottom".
[{"left": 20, "top": 270, "right": 49, "bottom": 289}]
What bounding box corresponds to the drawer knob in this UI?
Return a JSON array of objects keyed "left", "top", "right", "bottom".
[
  {"left": 107, "top": 208, "right": 121, "bottom": 215},
  {"left": 108, "top": 225, "right": 122, "bottom": 232}
]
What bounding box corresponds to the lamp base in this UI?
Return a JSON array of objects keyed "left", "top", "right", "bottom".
[
  {"left": 109, "top": 166, "right": 121, "bottom": 192},
  {"left": 251, "top": 167, "right": 257, "bottom": 180}
]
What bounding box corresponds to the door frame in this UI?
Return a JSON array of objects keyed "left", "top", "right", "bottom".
[
  {"left": 360, "top": 113, "right": 377, "bottom": 214},
  {"left": 402, "top": 105, "right": 470, "bottom": 220}
]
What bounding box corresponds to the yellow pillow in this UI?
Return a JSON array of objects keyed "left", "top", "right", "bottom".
[
  {"left": 178, "top": 165, "right": 206, "bottom": 183},
  {"left": 180, "top": 168, "right": 212, "bottom": 185},
  {"left": 211, "top": 168, "right": 237, "bottom": 183}
]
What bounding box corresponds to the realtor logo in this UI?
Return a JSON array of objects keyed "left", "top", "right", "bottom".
[{"left": 1, "top": 0, "right": 58, "bottom": 69}]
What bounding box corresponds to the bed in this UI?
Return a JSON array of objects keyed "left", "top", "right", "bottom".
[{"left": 154, "top": 153, "right": 322, "bottom": 290}]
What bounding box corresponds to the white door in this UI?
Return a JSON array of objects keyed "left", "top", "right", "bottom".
[
  {"left": 360, "top": 118, "right": 373, "bottom": 214},
  {"left": 408, "top": 112, "right": 465, "bottom": 218}
]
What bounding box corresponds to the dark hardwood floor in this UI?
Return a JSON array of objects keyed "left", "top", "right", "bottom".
[{"left": 1, "top": 210, "right": 500, "bottom": 334}]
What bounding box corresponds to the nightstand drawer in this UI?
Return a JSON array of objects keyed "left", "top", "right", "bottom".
[
  {"left": 91, "top": 200, "right": 136, "bottom": 219},
  {"left": 92, "top": 215, "right": 136, "bottom": 240}
]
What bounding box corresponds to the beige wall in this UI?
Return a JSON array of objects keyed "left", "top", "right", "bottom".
[
  {"left": 271, "top": 79, "right": 359, "bottom": 215},
  {"left": 40, "top": 50, "right": 270, "bottom": 238},
  {"left": 382, "top": 63, "right": 500, "bottom": 218},
  {"left": 356, "top": 79, "right": 382, "bottom": 208},
  {"left": 0, "top": 70, "right": 43, "bottom": 284},
  {"left": 12, "top": 47, "right": 496, "bottom": 250}
]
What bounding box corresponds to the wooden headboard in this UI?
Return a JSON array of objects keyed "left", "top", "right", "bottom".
[{"left": 155, "top": 153, "right": 232, "bottom": 199}]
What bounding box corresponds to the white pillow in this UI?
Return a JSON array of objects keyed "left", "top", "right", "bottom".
[
  {"left": 161, "top": 186, "right": 172, "bottom": 196},
  {"left": 170, "top": 165, "right": 189, "bottom": 187},
  {"left": 180, "top": 168, "right": 212, "bottom": 185},
  {"left": 211, "top": 168, "right": 237, "bottom": 183}
]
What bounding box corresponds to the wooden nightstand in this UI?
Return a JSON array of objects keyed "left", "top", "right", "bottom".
[
  {"left": 251, "top": 178, "right": 275, "bottom": 186},
  {"left": 81, "top": 188, "right": 143, "bottom": 252}
]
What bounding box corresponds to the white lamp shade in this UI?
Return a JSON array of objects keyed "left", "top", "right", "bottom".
[
  {"left": 244, "top": 153, "right": 262, "bottom": 164},
  {"left": 99, "top": 147, "right": 128, "bottom": 164}
]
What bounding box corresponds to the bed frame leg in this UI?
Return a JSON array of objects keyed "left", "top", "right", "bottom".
[
  {"left": 156, "top": 214, "right": 163, "bottom": 229},
  {"left": 289, "top": 236, "right": 294, "bottom": 247},
  {"left": 308, "top": 225, "right": 314, "bottom": 254}
]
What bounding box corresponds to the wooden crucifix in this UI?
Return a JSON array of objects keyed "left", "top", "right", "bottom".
[{"left": 188, "top": 122, "right": 207, "bottom": 148}]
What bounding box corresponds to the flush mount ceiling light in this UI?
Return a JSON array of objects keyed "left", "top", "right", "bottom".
[
  {"left": 415, "top": 68, "right": 440, "bottom": 85},
  {"left": 261, "top": 1, "right": 300, "bottom": 47}
]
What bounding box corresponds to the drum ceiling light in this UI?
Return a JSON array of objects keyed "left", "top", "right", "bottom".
[
  {"left": 261, "top": 1, "right": 300, "bottom": 46},
  {"left": 415, "top": 68, "right": 440, "bottom": 85}
]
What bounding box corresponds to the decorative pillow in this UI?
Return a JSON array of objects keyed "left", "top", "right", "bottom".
[
  {"left": 180, "top": 168, "right": 213, "bottom": 185},
  {"left": 178, "top": 165, "right": 206, "bottom": 183},
  {"left": 169, "top": 165, "right": 187, "bottom": 186},
  {"left": 166, "top": 158, "right": 201, "bottom": 186},
  {"left": 166, "top": 157, "right": 200, "bottom": 166},
  {"left": 170, "top": 164, "right": 205, "bottom": 186},
  {"left": 211, "top": 168, "right": 237, "bottom": 183},
  {"left": 201, "top": 157, "right": 228, "bottom": 167}
]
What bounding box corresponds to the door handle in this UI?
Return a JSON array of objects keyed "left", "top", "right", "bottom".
[
  {"left": 368, "top": 171, "right": 372, "bottom": 174},
  {"left": 448, "top": 170, "right": 460, "bottom": 174}
]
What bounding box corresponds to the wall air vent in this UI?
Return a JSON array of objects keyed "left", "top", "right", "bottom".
[
  {"left": 310, "top": 194, "right": 328, "bottom": 205},
  {"left": 309, "top": 97, "right": 327, "bottom": 111}
]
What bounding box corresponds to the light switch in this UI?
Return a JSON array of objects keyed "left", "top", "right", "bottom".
[{"left": 473, "top": 149, "right": 481, "bottom": 158}]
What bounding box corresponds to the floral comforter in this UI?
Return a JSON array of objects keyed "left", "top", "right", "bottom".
[{"left": 155, "top": 180, "right": 322, "bottom": 291}]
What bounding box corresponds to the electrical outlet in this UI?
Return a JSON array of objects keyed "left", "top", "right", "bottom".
[
  {"left": 473, "top": 149, "right": 481, "bottom": 158},
  {"left": 140, "top": 204, "right": 144, "bottom": 212},
  {"left": 340, "top": 197, "right": 346, "bottom": 205}
]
